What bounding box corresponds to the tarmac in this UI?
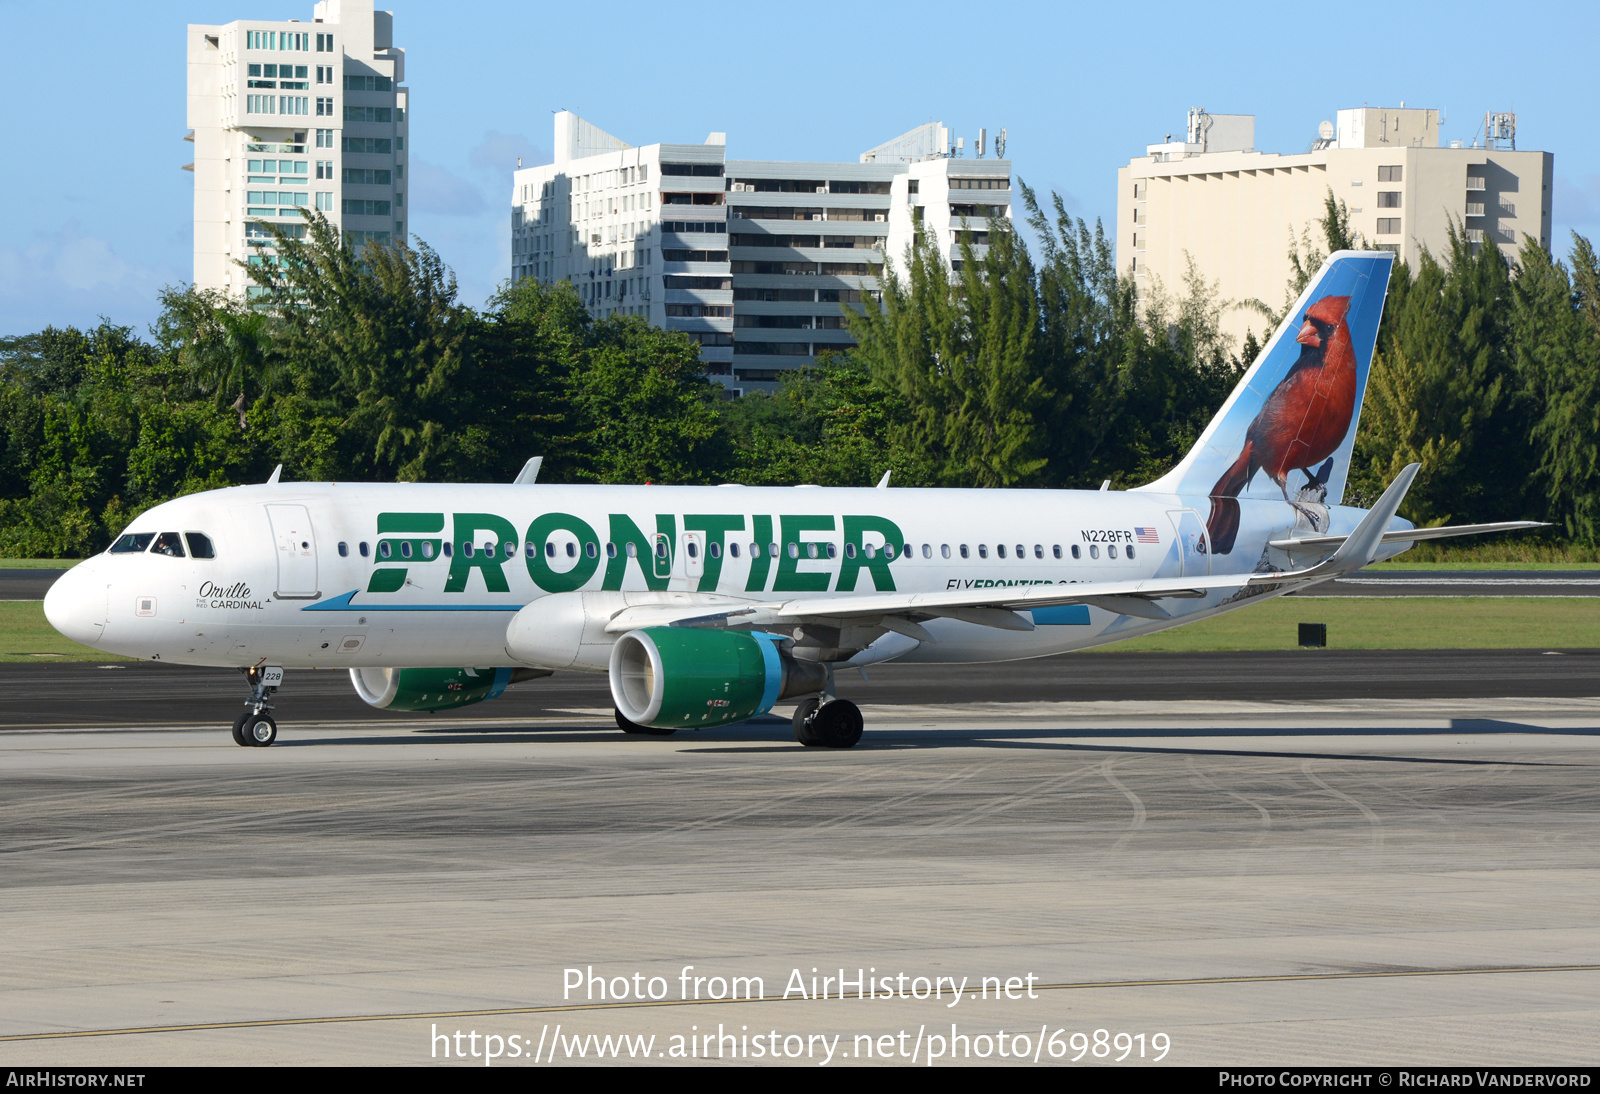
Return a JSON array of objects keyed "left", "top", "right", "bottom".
[{"left": 1, "top": 653, "right": 1598, "bottom": 1066}]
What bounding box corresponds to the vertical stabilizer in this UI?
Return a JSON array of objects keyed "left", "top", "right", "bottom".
[{"left": 1136, "top": 250, "right": 1393, "bottom": 553}]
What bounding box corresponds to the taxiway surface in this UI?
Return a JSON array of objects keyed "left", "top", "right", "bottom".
[{"left": 1, "top": 681, "right": 1598, "bottom": 1066}]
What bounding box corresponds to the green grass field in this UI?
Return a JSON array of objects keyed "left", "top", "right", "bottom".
[
  {"left": 0, "top": 602, "right": 134, "bottom": 663},
  {"left": 1100, "top": 596, "right": 1600, "bottom": 652},
  {"left": 2, "top": 596, "right": 1595, "bottom": 662},
  {"left": 0, "top": 558, "right": 80, "bottom": 569}
]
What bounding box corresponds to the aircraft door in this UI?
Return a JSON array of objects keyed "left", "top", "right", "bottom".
[
  {"left": 1166, "top": 509, "right": 1210, "bottom": 577},
  {"left": 651, "top": 533, "right": 672, "bottom": 581},
  {"left": 265, "top": 503, "right": 320, "bottom": 599},
  {"left": 681, "top": 531, "right": 705, "bottom": 580}
]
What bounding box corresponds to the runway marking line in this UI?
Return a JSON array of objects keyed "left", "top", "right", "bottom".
[{"left": 5, "top": 963, "right": 1600, "bottom": 1042}]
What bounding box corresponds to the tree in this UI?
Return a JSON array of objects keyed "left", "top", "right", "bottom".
[{"left": 848, "top": 219, "right": 1047, "bottom": 487}]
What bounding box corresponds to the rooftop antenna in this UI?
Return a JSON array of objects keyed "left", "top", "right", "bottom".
[
  {"left": 995, "top": 128, "right": 1006, "bottom": 158},
  {"left": 977, "top": 128, "right": 986, "bottom": 158}
]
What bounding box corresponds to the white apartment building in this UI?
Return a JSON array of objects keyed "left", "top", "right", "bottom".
[
  {"left": 187, "top": 0, "right": 409, "bottom": 295},
  {"left": 1118, "top": 107, "right": 1554, "bottom": 344},
  {"left": 511, "top": 114, "right": 1011, "bottom": 394}
]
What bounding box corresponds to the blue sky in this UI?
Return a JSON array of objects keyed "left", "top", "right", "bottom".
[{"left": 2, "top": 0, "right": 1597, "bottom": 336}]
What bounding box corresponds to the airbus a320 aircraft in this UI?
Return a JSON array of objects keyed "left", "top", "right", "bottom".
[{"left": 44, "top": 252, "right": 1538, "bottom": 748}]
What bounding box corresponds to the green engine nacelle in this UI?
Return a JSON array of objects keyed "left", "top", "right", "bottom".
[
  {"left": 349, "top": 666, "right": 514, "bottom": 712},
  {"left": 609, "top": 627, "right": 827, "bottom": 730}
]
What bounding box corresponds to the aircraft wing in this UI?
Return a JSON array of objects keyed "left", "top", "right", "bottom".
[{"left": 603, "top": 570, "right": 1305, "bottom": 636}]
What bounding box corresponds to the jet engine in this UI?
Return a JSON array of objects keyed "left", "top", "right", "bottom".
[
  {"left": 609, "top": 627, "right": 827, "bottom": 730},
  {"left": 349, "top": 666, "right": 549, "bottom": 712}
]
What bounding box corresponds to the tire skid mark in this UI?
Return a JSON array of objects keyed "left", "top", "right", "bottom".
[
  {"left": 1101, "top": 757, "right": 1147, "bottom": 851},
  {"left": 1302, "top": 760, "right": 1384, "bottom": 846}
]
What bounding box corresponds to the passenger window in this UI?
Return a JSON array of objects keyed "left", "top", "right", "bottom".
[
  {"left": 864, "top": 544, "right": 876, "bottom": 559},
  {"left": 401, "top": 541, "right": 413, "bottom": 558},
  {"left": 922, "top": 544, "right": 931, "bottom": 559},
  {"left": 151, "top": 532, "right": 185, "bottom": 557},
  {"left": 565, "top": 542, "right": 577, "bottom": 558},
  {"left": 1090, "top": 545, "right": 1099, "bottom": 559},
  {"left": 186, "top": 532, "right": 217, "bottom": 559},
  {"left": 506, "top": 541, "right": 518, "bottom": 558},
  {"left": 422, "top": 542, "right": 434, "bottom": 558},
  {"left": 844, "top": 543, "right": 857, "bottom": 559},
  {"left": 1071, "top": 545, "right": 1080, "bottom": 559},
  {"left": 959, "top": 545, "right": 969, "bottom": 559},
  {"left": 442, "top": 542, "right": 452, "bottom": 557},
  {"left": 806, "top": 543, "right": 819, "bottom": 559},
  {"left": 903, "top": 544, "right": 912, "bottom": 558},
  {"left": 379, "top": 541, "right": 392, "bottom": 559},
  {"left": 1034, "top": 545, "right": 1043, "bottom": 559},
  {"left": 607, "top": 542, "right": 618, "bottom": 558},
  {"left": 525, "top": 542, "right": 536, "bottom": 558},
  {"left": 825, "top": 543, "right": 837, "bottom": 559},
  {"left": 462, "top": 541, "right": 473, "bottom": 558},
  {"left": 729, "top": 543, "right": 740, "bottom": 558},
  {"left": 997, "top": 544, "right": 1007, "bottom": 559},
  {"left": 108, "top": 533, "right": 156, "bottom": 554},
  {"left": 978, "top": 544, "right": 988, "bottom": 559},
  {"left": 586, "top": 542, "right": 599, "bottom": 559},
  {"left": 1016, "top": 544, "right": 1025, "bottom": 558},
  {"left": 1127, "top": 545, "right": 1136, "bottom": 560},
  {"left": 788, "top": 543, "right": 800, "bottom": 559},
  {"left": 942, "top": 544, "right": 951, "bottom": 559},
  {"left": 748, "top": 543, "right": 761, "bottom": 558},
  {"left": 768, "top": 542, "right": 778, "bottom": 558},
  {"left": 1052, "top": 545, "right": 1061, "bottom": 559},
  {"left": 884, "top": 544, "right": 896, "bottom": 560},
  {"left": 687, "top": 541, "right": 699, "bottom": 559},
  {"left": 655, "top": 540, "right": 668, "bottom": 559},
  {"left": 359, "top": 541, "right": 370, "bottom": 557},
  {"left": 545, "top": 542, "right": 556, "bottom": 558},
  {"left": 338, "top": 541, "right": 349, "bottom": 557},
  {"left": 626, "top": 542, "right": 638, "bottom": 558},
  {"left": 1108, "top": 544, "right": 1118, "bottom": 559}
]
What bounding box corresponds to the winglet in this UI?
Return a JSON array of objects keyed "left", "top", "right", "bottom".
[
  {"left": 876, "top": 470, "right": 891, "bottom": 489},
  {"left": 1327, "top": 462, "right": 1419, "bottom": 570},
  {"left": 1254, "top": 463, "right": 1419, "bottom": 587},
  {"left": 514, "top": 456, "right": 543, "bottom": 485},
  {"left": 265, "top": 464, "right": 282, "bottom": 485}
]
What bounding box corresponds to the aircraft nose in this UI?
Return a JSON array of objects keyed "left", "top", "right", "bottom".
[{"left": 43, "top": 563, "right": 107, "bottom": 646}]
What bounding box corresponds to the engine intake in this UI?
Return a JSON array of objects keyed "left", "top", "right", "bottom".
[
  {"left": 609, "top": 627, "right": 827, "bottom": 730},
  {"left": 349, "top": 666, "right": 548, "bottom": 712}
]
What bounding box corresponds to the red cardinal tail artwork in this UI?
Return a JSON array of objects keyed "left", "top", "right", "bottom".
[{"left": 1205, "top": 293, "right": 1359, "bottom": 554}]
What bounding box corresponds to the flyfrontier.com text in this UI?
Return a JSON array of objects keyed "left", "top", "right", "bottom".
[{"left": 563, "top": 966, "right": 1041, "bottom": 1005}]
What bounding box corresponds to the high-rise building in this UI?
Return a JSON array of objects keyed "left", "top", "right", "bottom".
[
  {"left": 1118, "top": 107, "right": 1553, "bottom": 344},
  {"left": 511, "top": 114, "right": 1011, "bottom": 394},
  {"left": 187, "top": 0, "right": 408, "bottom": 295}
]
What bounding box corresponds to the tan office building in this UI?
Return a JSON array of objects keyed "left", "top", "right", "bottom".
[{"left": 1117, "top": 107, "right": 1553, "bottom": 344}]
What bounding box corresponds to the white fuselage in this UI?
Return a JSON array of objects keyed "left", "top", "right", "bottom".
[{"left": 44, "top": 481, "right": 1386, "bottom": 671}]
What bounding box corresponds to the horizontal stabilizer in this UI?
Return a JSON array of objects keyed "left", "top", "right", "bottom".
[{"left": 1270, "top": 520, "right": 1549, "bottom": 552}]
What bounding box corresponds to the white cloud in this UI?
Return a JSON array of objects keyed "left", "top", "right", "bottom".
[
  {"left": 468, "top": 130, "right": 550, "bottom": 177},
  {"left": 0, "top": 222, "right": 177, "bottom": 336},
  {"left": 411, "top": 159, "right": 488, "bottom": 216}
]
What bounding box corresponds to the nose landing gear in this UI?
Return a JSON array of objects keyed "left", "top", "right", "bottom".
[{"left": 233, "top": 665, "right": 282, "bottom": 747}]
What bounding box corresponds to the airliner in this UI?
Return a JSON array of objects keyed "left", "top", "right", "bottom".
[{"left": 42, "top": 252, "right": 1537, "bottom": 747}]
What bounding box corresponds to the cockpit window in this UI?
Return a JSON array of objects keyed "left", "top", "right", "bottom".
[
  {"left": 109, "top": 533, "right": 156, "bottom": 554},
  {"left": 185, "top": 532, "right": 216, "bottom": 559},
  {"left": 151, "top": 532, "right": 186, "bottom": 558}
]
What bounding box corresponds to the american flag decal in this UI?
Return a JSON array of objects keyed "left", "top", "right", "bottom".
[{"left": 1135, "top": 526, "right": 1160, "bottom": 543}]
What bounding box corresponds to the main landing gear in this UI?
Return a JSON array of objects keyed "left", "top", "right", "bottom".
[
  {"left": 233, "top": 665, "right": 281, "bottom": 747},
  {"left": 791, "top": 696, "right": 864, "bottom": 749}
]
